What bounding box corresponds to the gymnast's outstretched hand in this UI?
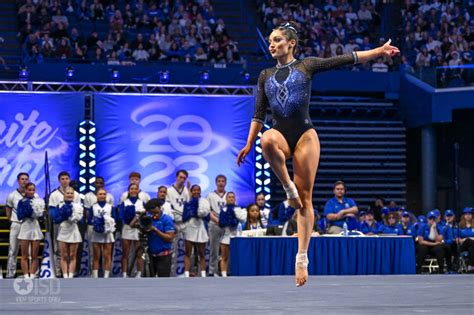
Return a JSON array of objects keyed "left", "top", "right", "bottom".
[{"left": 380, "top": 39, "right": 400, "bottom": 57}]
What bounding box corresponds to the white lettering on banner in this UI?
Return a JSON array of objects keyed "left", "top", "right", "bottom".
[
  {"left": 0, "top": 110, "right": 67, "bottom": 192},
  {"left": 0, "top": 111, "right": 58, "bottom": 149},
  {"left": 131, "top": 105, "right": 230, "bottom": 192},
  {"left": 39, "top": 232, "right": 55, "bottom": 278}
]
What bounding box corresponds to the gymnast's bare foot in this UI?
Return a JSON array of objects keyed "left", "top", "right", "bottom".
[{"left": 295, "top": 252, "right": 308, "bottom": 287}]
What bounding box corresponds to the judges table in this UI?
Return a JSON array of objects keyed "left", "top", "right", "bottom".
[{"left": 230, "top": 235, "right": 416, "bottom": 276}]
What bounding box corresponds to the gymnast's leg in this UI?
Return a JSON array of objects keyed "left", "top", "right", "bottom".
[
  {"left": 261, "top": 129, "right": 303, "bottom": 209},
  {"left": 293, "top": 129, "right": 320, "bottom": 287}
]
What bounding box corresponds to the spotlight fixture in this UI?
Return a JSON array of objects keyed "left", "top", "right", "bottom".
[
  {"left": 111, "top": 68, "right": 120, "bottom": 81},
  {"left": 66, "top": 66, "right": 75, "bottom": 79},
  {"left": 243, "top": 71, "right": 250, "bottom": 82},
  {"left": 159, "top": 70, "right": 170, "bottom": 84},
  {"left": 200, "top": 70, "right": 210, "bottom": 83},
  {"left": 19, "top": 65, "right": 29, "bottom": 81}
]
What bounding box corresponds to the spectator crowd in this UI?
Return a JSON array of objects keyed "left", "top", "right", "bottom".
[{"left": 17, "top": 0, "right": 241, "bottom": 65}]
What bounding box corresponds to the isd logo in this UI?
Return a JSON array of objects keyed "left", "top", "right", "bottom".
[{"left": 13, "top": 278, "right": 34, "bottom": 295}]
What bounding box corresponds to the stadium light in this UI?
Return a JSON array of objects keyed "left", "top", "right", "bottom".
[
  {"left": 159, "top": 70, "right": 170, "bottom": 84},
  {"left": 111, "top": 68, "right": 120, "bottom": 81},
  {"left": 19, "top": 65, "right": 28, "bottom": 81},
  {"left": 66, "top": 66, "right": 75, "bottom": 79},
  {"left": 200, "top": 70, "right": 210, "bottom": 83}
]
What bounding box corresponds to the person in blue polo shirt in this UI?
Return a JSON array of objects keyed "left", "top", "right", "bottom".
[
  {"left": 359, "top": 210, "right": 382, "bottom": 235},
  {"left": 432, "top": 208, "right": 444, "bottom": 228},
  {"left": 416, "top": 211, "right": 445, "bottom": 274},
  {"left": 458, "top": 207, "right": 474, "bottom": 273},
  {"left": 443, "top": 209, "right": 458, "bottom": 272},
  {"left": 380, "top": 212, "right": 401, "bottom": 235},
  {"left": 145, "top": 198, "right": 176, "bottom": 277},
  {"left": 398, "top": 211, "right": 416, "bottom": 238},
  {"left": 323, "top": 181, "right": 358, "bottom": 234}
]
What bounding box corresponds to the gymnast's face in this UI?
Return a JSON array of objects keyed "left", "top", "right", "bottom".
[{"left": 268, "top": 30, "right": 295, "bottom": 59}]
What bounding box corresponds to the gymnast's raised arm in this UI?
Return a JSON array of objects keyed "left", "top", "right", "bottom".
[{"left": 302, "top": 39, "right": 400, "bottom": 75}]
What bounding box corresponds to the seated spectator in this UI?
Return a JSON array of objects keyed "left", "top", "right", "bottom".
[
  {"left": 78, "top": 0, "right": 90, "bottom": 20},
  {"left": 380, "top": 212, "right": 401, "bottom": 235},
  {"left": 398, "top": 211, "right": 416, "bottom": 238},
  {"left": 52, "top": 9, "right": 68, "bottom": 29},
  {"left": 52, "top": 23, "right": 68, "bottom": 41},
  {"left": 194, "top": 47, "right": 208, "bottom": 62},
  {"left": 132, "top": 43, "right": 150, "bottom": 61},
  {"left": 107, "top": 51, "right": 120, "bottom": 65},
  {"left": 25, "top": 45, "right": 44, "bottom": 64},
  {"left": 71, "top": 46, "right": 87, "bottom": 63},
  {"left": 181, "top": 40, "right": 196, "bottom": 63},
  {"left": 86, "top": 31, "right": 101, "bottom": 49},
  {"left": 41, "top": 42, "right": 55, "bottom": 58},
  {"left": 416, "top": 211, "right": 445, "bottom": 274},
  {"left": 131, "top": 33, "right": 146, "bottom": 51},
  {"left": 284, "top": 210, "right": 323, "bottom": 237},
  {"left": 64, "top": 0, "right": 75, "bottom": 16},
  {"left": 256, "top": 193, "right": 271, "bottom": 228},
  {"left": 359, "top": 210, "right": 382, "bottom": 235},
  {"left": 117, "top": 42, "right": 132, "bottom": 61},
  {"left": 90, "top": 0, "right": 104, "bottom": 21},
  {"left": 323, "top": 181, "right": 358, "bottom": 234},
  {"left": 69, "top": 27, "right": 85, "bottom": 49},
  {"left": 226, "top": 42, "right": 240, "bottom": 63},
  {"left": 443, "top": 210, "right": 458, "bottom": 273},
  {"left": 458, "top": 207, "right": 474, "bottom": 273},
  {"left": 208, "top": 41, "right": 225, "bottom": 63},
  {"left": 266, "top": 199, "right": 295, "bottom": 232},
  {"left": 243, "top": 204, "right": 263, "bottom": 231},
  {"left": 91, "top": 47, "right": 106, "bottom": 64},
  {"left": 372, "top": 57, "right": 389, "bottom": 72},
  {"left": 110, "top": 10, "right": 124, "bottom": 32},
  {"left": 103, "top": 33, "right": 116, "bottom": 52},
  {"left": 56, "top": 38, "right": 71, "bottom": 59},
  {"left": 148, "top": 45, "right": 165, "bottom": 61},
  {"left": 40, "top": 33, "right": 54, "bottom": 49}
]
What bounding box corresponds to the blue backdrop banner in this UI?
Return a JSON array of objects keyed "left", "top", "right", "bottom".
[
  {"left": 0, "top": 93, "right": 84, "bottom": 202},
  {"left": 94, "top": 94, "right": 255, "bottom": 206}
]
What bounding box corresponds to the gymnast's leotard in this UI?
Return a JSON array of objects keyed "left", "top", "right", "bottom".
[{"left": 252, "top": 53, "right": 357, "bottom": 153}]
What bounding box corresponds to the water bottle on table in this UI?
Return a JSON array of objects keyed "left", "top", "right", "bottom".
[{"left": 343, "top": 222, "right": 348, "bottom": 236}]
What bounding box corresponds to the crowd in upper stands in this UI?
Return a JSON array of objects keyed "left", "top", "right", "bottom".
[
  {"left": 257, "top": 0, "right": 396, "bottom": 72},
  {"left": 258, "top": 0, "right": 473, "bottom": 75},
  {"left": 401, "top": 0, "right": 472, "bottom": 72},
  {"left": 17, "top": 0, "right": 241, "bottom": 65}
]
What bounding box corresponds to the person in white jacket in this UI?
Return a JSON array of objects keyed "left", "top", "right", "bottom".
[
  {"left": 218, "top": 192, "right": 246, "bottom": 277},
  {"left": 51, "top": 186, "right": 83, "bottom": 278},
  {"left": 182, "top": 185, "right": 210, "bottom": 277},
  {"left": 17, "top": 183, "right": 45, "bottom": 279}
]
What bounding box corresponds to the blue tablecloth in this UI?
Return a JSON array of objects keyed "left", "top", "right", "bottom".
[{"left": 230, "top": 236, "right": 416, "bottom": 276}]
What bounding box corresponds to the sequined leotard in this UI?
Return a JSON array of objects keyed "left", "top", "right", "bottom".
[{"left": 252, "top": 54, "right": 356, "bottom": 153}]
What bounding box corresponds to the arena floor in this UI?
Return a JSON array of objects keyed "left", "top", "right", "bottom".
[{"left": 1, "top": 275, "right": 473, "bottom": 314}]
